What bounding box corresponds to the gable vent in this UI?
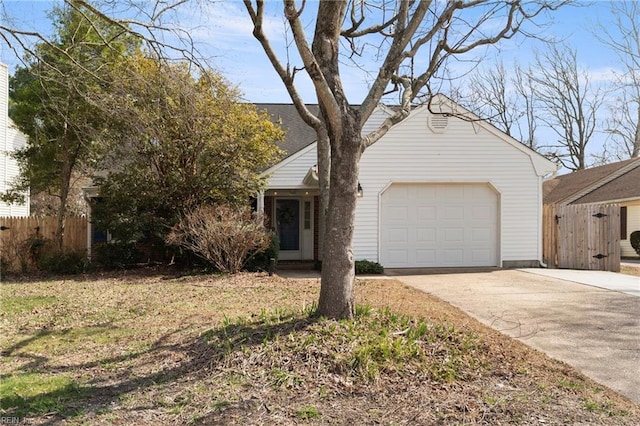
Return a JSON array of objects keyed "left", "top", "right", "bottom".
[{"left": 428, "top": 114, "right": 449, "bottom": 133}]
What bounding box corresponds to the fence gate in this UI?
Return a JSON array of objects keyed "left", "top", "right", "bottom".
[{"left": 543, "top": 204, "right": 620, "bottom": 272}]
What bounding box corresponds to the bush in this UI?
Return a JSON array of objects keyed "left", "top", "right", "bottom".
[
  {"left": 166, "top": 204, "right": 271, "bottom": 274},
  {"left": 37, "top": 250, "right": 86, "bottom": 275},
  {"left": 93, "top": 241, "right": 144, "bottom": 270},
  {"left": 355, "top": 260, "right": 384, "bottom": 275},
  {"left": 630, "top": 230, "right": 640, "bottom": 256},
  {"left": 244, "top": 232, "right": 279, "bottom": 272},
  {"left": 313, "top": 259, "right": 385, "bottom": 275}
]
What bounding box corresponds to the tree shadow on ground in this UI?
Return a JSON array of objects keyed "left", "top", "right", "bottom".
[{"left": 2, "top": 313, "right": 318, "bottom": 423}]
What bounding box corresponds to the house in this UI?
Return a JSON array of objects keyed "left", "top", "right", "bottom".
[
  {"left": 258, "top": 95, "right": 558, "bottom": 268},
  {"left": 543, "top": 158, "right": 640, "bottom": 258},
  {"left": 0, "top": 63, "right": 29, "bottom": 217}
]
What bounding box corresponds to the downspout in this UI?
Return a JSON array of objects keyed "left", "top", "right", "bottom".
[{"left": 538, "top": 174, "right": 548, "bottom": 268}]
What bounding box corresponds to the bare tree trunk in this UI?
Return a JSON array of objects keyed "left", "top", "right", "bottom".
[
  {"left": 56, "top": 157, "right": 72, "bottom": 253},
  {"left": 317, "top": 114, "right": 361, "bottom": 319},
  {"left": 316, "top": 127, "right": 330, "bottom": 261}
]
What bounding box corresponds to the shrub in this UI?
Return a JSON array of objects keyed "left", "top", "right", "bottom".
[
  {"left": 313, "top": 260, "right": 385, "bottom": 275},
  {"left": 93, "top": 241, "right": 144, "bottom": 270},
  {"left": 355, "top": 260, "right": 384, "bottom": 275},
  {"left": 37, "top": 250, "right": 86, "bottom": 275},
  {"left": 630, "top": 230, "right": 640, "bottom": 256},
  {"left": 244, "top": 231, "right": 279, "bottom": 272},
  {"left": 1, "top": 235, "right": 37, "bottom": 274},
  {"left": 166, "top": 204, "right": 271, "bottom": 274}
]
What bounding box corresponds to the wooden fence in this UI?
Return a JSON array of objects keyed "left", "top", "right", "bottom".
[
  {"left": 0, "top": 216, "right": 87, "bottom": 273},
  {"left": 543, "top": 204, "right": 620, "bottom": 272}
]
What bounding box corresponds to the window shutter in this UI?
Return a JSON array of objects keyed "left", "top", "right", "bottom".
[{"left": 621, "top": 206, "right": 627, "bottom": 240}]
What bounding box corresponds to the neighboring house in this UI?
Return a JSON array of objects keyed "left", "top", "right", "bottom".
[
  {"left": 543, "top": 158, "right": 640, "bottom": 258},
  {"left": 0, "top": 63, "right": 29, "bottom": 217},
  {"left": 259, "top": 94, "right": 558, "bottom": 268}
]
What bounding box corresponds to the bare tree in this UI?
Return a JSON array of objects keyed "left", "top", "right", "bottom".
[
  {"left": 513, "top": 63, "right": 538, "bottom": 150},
  {"left": 461, "top": 60, "right": 538, "bottom": 149},
  {"left": 596, "top": 1, "right": 640, "bottom": 159},
  {"left": 2, "top": 0, "right": 569, "bottom": 319},
  {"left": 464, "top": 61, "right": 519, "bottom": 136},
  {"left": 1, "top": 0, "right": 203, "bottom": 76},
  {"left": 243, "top": 0, "right": 568, "bottom": 318},
  {"left": 529, "top": 45, "right": 604, "bottom": 171}
]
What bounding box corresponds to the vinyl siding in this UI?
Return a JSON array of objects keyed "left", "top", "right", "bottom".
[
  {"left": 0, "top": 63, "right": 29, "bottom": 217},
  {"left": 621, "top": 200, "right": 640, "bottom": 258},
  {"left": 265, "top": 103, "right": 551, "bottom": 266},
  {"left": 265, "top": 144, "right": 318, "bottom": 189},
  {"left": 265, "top": 108, "right": 391, "bottom": 189},
  {"left": 356, "top": 107, "right": 545, "bottom": 265}
]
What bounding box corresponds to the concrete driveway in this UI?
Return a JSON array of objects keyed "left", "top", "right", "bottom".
[{"left": 389, "top": 269, "right": 640, "bottom": 403}]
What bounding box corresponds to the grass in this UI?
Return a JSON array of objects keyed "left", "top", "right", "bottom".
[
  {"left": 620, "top": 264, "right": 640, "bottom": 277},
  {"left": 1, "top": 270, "right": 639, "bottom": 424},
  {"left": 0, "top": 373, "right": 87, "bottom": 417}
]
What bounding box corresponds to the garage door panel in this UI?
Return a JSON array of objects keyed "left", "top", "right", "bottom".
[
  {"left": 443, "top": 249, "right": 464, "bottom": 264},
  {"left": 444, "top": 206, "right": 464, "bottom": 219},
  {"left": 417, "top": 206, "right": 436, "bottom": 220},
  {"left": 472, "top": 205, "right": 492, "bottom": 219},
  {"left": 416, "top": 228, "right": 436, "bottom": 242},
  {"left": 416, "top": 249, "right": 436, "bottom": 264},
  {"left": 440, "top": 185, "right": 464, "bottom": 200},
  {"left": 387, "top": 249, "right": 409, "bottom": 265},
  {"left": 388, "top": 206, "right": 408, "bottom": 221},
  {"left": 387, "top": 228, "right": 408, "bottom": 243},
  {"left": 472, "top": 249, "right": 492, "bottom": 263},
  {"left": 472, "top": 228, "right": 491, "bottom": 242},
  {"left": 444, "top": 228, "right": 464, "bottom": 242},
  {"left": 417, "top": 185, "right": 436, "bottom": 199},
  {"left": 381, "top": 183, "right": 498, "bottom": 268}
]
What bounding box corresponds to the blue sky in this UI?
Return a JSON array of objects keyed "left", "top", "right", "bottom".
[
  {"left": 0, "top": 1, "right": 626, "bottom": 103},
  {"left": 0, "top": 1, "right": 634, "bottom": 166}
]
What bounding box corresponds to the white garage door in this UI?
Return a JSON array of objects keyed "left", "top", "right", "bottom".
[{"left": 380, "top": 183, "right": 499, "bottom": 268}]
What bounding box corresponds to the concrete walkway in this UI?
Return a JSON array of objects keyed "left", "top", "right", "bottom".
[
  {"left": 520, "top": 268, "right": 640, "bottom": 297},
  {"left": 393, "top": 269, "right": 640, "bottom": 403}
]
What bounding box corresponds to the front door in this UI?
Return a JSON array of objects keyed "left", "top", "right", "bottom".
[{"left": 275, "top": 198, "right": 313, "bottom": 260}]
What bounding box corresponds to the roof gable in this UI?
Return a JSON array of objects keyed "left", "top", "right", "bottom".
[
  {"left": 384, "top": 94, "right": 558, "bottom": 176},
  {"left": 259, "top": 95, "right": 558, "bottom": 178},
  {"left": 543, "top": 158, "right": 640, "bottom": 205}
]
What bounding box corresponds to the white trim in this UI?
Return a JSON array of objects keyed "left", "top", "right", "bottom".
[
  {"left": 262, "top": 142, "right": 317, "bottom": 177},
  {"left": 377, "top": 181, "right": 502, "bottom": 268},
  {"left": 425, "top": 94, "right": 558, "bottom": 177},
  {"left": 257, "top": 191, "right": 265, "bottom": 213}
]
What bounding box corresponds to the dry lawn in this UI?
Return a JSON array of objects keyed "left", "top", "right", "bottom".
[{"left": 1, "top": 270, "right": 639, "bottom": 425}]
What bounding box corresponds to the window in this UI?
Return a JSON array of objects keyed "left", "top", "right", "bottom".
[
  {"left": 304, "top": 201, "right": 311, "bottom": 230},
  {"left": 621, "top": 206, "right": 627, "bottom": 240}
]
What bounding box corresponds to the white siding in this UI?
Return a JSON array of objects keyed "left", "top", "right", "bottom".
[
  {"left": 355, "top": 105, "right": 548, "bottom": 266},
  {"left": 265, "top": 107, "right": 391, "bottom": 189},
  {"left": 0, "top": 63, "right": 29, "bottom": 217},
  {"left": 265, "top": 101, "right": 553, "bottom": 266},
  {"left": 622, "top": 200, "right": 640, "bottom": 258},
  {"left": 265, "top": 144, "right": 318, "bottom": 189}
]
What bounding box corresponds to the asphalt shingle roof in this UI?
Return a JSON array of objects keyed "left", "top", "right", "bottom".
[
  {"left": 543, "top": 158, "right": 640, "bottom": 205},
  {"left": 255, "top": 104, "right": 319, "bottom": 158}
]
